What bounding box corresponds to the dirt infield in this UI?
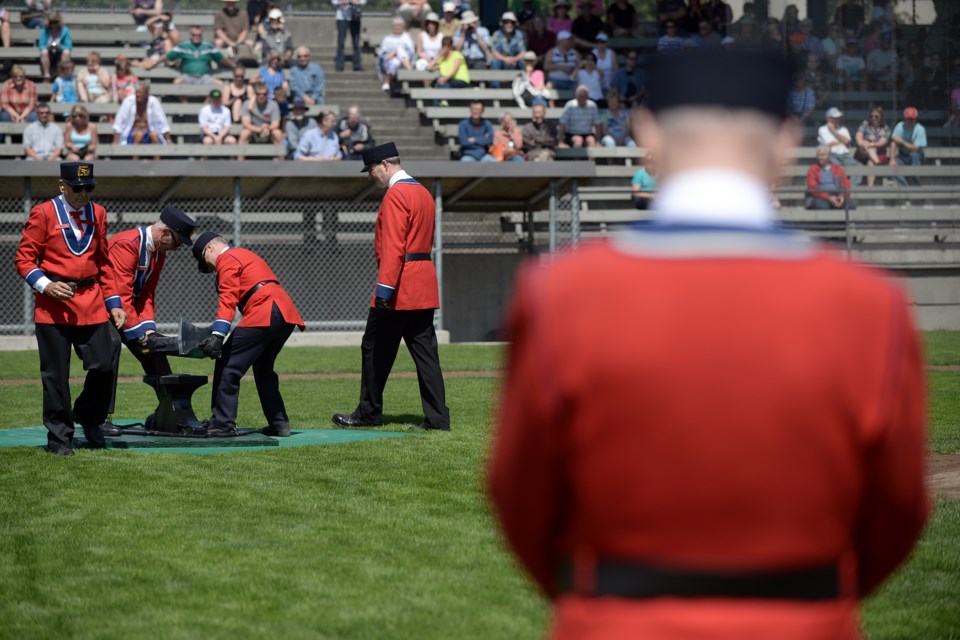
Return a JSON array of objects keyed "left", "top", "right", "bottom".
[{"left": 928, "top": 454, "right": 960, "bottom": 498}]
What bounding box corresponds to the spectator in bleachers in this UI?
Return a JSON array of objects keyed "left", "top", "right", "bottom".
[
  {"left": 295, "top": 110, "right": 342, "bottom": 161},
  {"left": 397, "top": 0, "right": 431, "bottom": 30},
  {"left": 702, "top": 0, "right": 732, "bottom": 37},
  {"left": 599, "top": 90, "right": 633, "bottom": 147},
  {"left": 805, "top": 146, "right": 855, "bottom": 210},
  {"left": 215, "top": 0, "right": 253, "bottom": 61},
  {"left": 20, "top": 0, "right": 51, "bottom": 30},
  {"left": 517, "top": 0, "right": 536, "bottom": 32},
  {"left": 631, "top": 152, "right": 657, "bottom": 209},
  {"left": 571, "top": 1, "right": 605, "bottom": 54},
  {"left": 1, "top": 65, "right": 38, "bottom": 123},
  {"left": 821, "top": 23, "right": 844, "bottom": 63},
  {"left": 379, "top": 17, "right": 415, "bottom": 92},
  {"left": 490, "top": 11, "right": 527, "bottom": 73},
  {"left": 890, "top": 106, "right": 926, "bottom": 186},
  {"left": 817, "top": 107, "right": 860, "bottom": 184},
  {"left": 457, "top": 99, "right": 495, "bottom": 162},
  {"left": 544, "top": 30, "right": 579, "bottom": 91},
  {"left": 657, "top": 20, "right": 684, "bottom": 53},
  {"left": 289, "top": 46, "right": 325, "bottom": 106},
  {"left": 332, "top": 0, "right": 366, "bottom": 72},
  {"left": 39, "top": 12, "right": 72, "bottom": 82},
  {"left": 492, "top": 112, "right": 525, "bottom": 162},
  {"left": 336, "top": 105, "right": 374, "bottom": 160},
  {"left": 113, "top": 81, "right": 170, "bottom": 152},
  {"left": 224, "top": 66, "right": 253, "bottom": 122},
  {"left": 836, "top": 39, "right": 865, "bottom": 91},
  {"left": 168, "top": 27, "right": 235, "bottom": 87},
  {"left": 606, "top": 0, "right": 637, "bottom": 38},
  {"left": 689, "top": 19, "right": 721, "bottom": 47},
  {"left": 781, "top": 4, "right": 801, "bottom": 39},
  {"left": 77, "top": 52, "right": 112, "bottom": 104},
  {"left": 238, "top": 81, "right": 283, "bottom": 156},
  {"left": 948, "top": 74, "right": 960, "bottom": 128},
  {"left": 454, "top": 11, "right": 490, "bottom": 70},
  {"left": 683, "top": 0, "right": 704, "bottom": 34},
  {"left": 247, "top": 0, "right": 270, "bottom": 29},
  {"left": 112, "top": 55, "right": 139, "bottom": 103},
  {"left": 526, "top": 15, "right": 555, "bottom": 65},
  {"left": 284, "top": 98, "right": 316, "bottom": 158},
  {"left": 558, "top": 84, "right": 600, "bottom": 147},
  {"left": 513, "top": 50, "right": 553, "bottom": 108},
  {"left": 912, "top": 52, "right": 947, "bottom": 109},
  {"left": 0, "top": 6, "right": 10, "bottom": 48},
  {"left": 430, "top": 36, "right": 470, "bottom": 89},
  {"left": 834, "top": 0, "right": 864, "bottom": 35},
  {"left": 130, "top": 0, "right": 163, "bottom": 31},
  {"left": 854, "top": 106, "right": 890, "bottom": 187},
  {"left": 548, "top": 1, "right": 573, "bottom": 36},
  {"left": 729, "top": 2, "right": 763, "bottom": 47},
  {"left": 866, "top": 31, "right": 895, "bottom": 91},
  {"left": 798, "top": 19, "right": 823, "bottom": 63},
  {"left": 259, "top": 8, "right": 295, "bottom": 67},
  {"left": 258, "top": 50, "right": 287, "bottom": 99},
  {"left": 439, "top": 2, "right": 460, "bottom": 39},
  {"left": 135, "top": 12, "right": 178, "bottom": 71},
  {"left": 273, "top": 85, "right": 290, "bottom": 122},
  {"left": 415, "top": 12, "right": 444, "bottom": 72},
  {"left": 521, "top": 103, "right": 558, "bottom": 161},
  {"left": 611, "top": 49, "right": 644, "bottom": 107},
  {"left": 657, "top": 0, "right": 688, "bottom": 32},
  {"left": 787, "top": 74, "right": 816, "bottom": 123},
  {"left": 575, "top": 52, "right": 605, "bottom": 107},
  {"left": 200, "top": 88, "right": 237, "bottom": 146},
  {"left": 592, "top": 33, "right": 616, "bottom": 91},
  {"left": 22, "top": 102, "right": 61, "bottom": 160},
  {"left": 63, "top": 104, "right": 97, "bottom": 160},
  {"left": 51, "top": 60, "right": 79, "bottom": 109}
]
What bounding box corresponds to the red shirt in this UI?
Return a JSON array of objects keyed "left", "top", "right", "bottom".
[
  {"left": 1, "top": 78, "right": 38, "bottom": 117},
  {"left": 210, "top": 247, "right": 304, "bottom": 334},
  {"left": 103, "top": 226, "right": 165, "bottom": 340}
]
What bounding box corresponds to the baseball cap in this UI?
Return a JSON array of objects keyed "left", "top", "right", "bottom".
[
  {"left": 442, "top": 1, "right": 456, "bottom": 12},
  {"left": 826, "top": 107, "right": 843, "bottom": 119},
  {"left": 209, "top": 88, "right": 222, "bottom": 98},
  {"left": 595, "top": 32, "right": 609, "bottom": 42},
  {"left": 268, "top": 8, "right": 284, "bottom": 21},
  {"left": 903, "top": 106, "right": 918, "bottom": 119},
  {"left": 556, "top": 30, "right": 572, "bottom": 40},
  {"left": 292, "top": 97, "right": 306, "bottom": 110}
]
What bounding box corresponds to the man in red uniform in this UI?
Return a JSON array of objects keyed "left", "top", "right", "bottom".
[
  {"left": 488, "top": 49, "right": 929, "bottom": 639},
  {"left": 192, "top": 231, "right": 304, "bottom": 437},
  {"left": 15, "top": 161, "right": 126, "bottom": 455},
  {"left": 332, "top": 142, "right": 450, "bottom": 431},
  {"left": 100, "top": 204, "right": 198, "bottom": 435}
]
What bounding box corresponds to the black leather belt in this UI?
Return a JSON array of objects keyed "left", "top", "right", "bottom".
[
  {"left": 238, "top": 280, "right": 279, "bottom": 312},
  {"left": 47, "top": 274, "right": 97, "bottom": 289},
  {"left": 558, "top": 559, "right": 839, "bottom": 601},
  {"left": 403, "top": 253, "right": 432, "bottom": 262}
]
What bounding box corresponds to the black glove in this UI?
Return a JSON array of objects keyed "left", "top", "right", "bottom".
[
  {"left": 375, "top": 297, "right": 391, "bottom": 313},
  {"left": 199, "top": 334, "right": 224, "bottom": 359}
]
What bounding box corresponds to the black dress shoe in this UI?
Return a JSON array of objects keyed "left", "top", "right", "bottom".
[
  {"left": 411, "top": 422, "right": 450, "bottom": 432},
  {"left": 47, "top": 443, "right": 74, "bottom": 456},
  {"left": 100, "top": 420, "right": 122, "bottom": 437},
  {"left": 332, "top": 413, "right": 381, "bottom": 428},
  {"left": 261, "top": 424, "right": 291, "bottom": 437},
  {"left": 82, "top": 425, "right": 106, "bottom": 449}
]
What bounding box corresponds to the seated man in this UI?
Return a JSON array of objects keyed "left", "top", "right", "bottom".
[
  {"left": 611, "top": 50, "right": 646, "bottom": 108},
  {"left": 544, "top": 31, "right": 580, "bottom": 92},
  {"left": 200, "top": 89, "right": 237, "bottom": 146},
  {"left": 457, "top": 99, "right": 495, "bottom": 162},
  {"left": 890, "top": 106, "right": 926, "bottom": 186},
  {"left": 454, "top": 11, "right": 491, "bottom": 69},
  {"left": 490, "top": 11, "right": 526, "bottom": 72},
  {"left": 23, "top": 103, "right": 63, "bottom": 161},
  {"left": 806, "top": 145, "right": 856, "bottom": 210},
  {"left": 214, "top": 0, "right": 253, "bottom": 60},
  {"left": 238, "top": 82, "right": 284, "bottom": 159},
  {"left": 521, "top": 103, "right": 558, "bottom": 161},
  {"left": 284, "top": 98, "right": 318, "bottom": 158},
  {"left": 558, "top": 84, "right": 601, "bottom": 148},
  {"left": 817, "top": 107, "right": 860, "bottom": 185},
  {"left": 294, "top": 111, "right": 343, "bottom": 161},
  {"left": 167, "top": 26, "right": 235, "bottom": 86},
  {"left": 336, "top": 105, "right": 375, "bottom": 161},
  {"left": 112, "top": 81, "right": 171, "bottom": 153},
  {"left": 289, "top": 47, "right": 325, "bottom": 106}
]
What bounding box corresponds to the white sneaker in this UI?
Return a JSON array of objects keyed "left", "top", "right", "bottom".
[
  {"left": 136, "top": 25, "right": 148, "bottom": 32},
  {"left": 381, "top": 82, "right": 390, "bottom": 91}
]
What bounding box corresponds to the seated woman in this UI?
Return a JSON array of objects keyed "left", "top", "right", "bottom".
[
  {"left": 224, "top": 66, "right": 255, "bottom": 123},
  {"left": 78, "top": 51, "right": 113, "bottom": 104},
  {"left": 492, "top": 112, "right": 525, "bottom": 162},
  {"left": 854, "top": 106, "right": 891, "bottom": 187},
  {"left": 134, "top": 12, "right": 179, "bottom": 70},
  {"left": 416, "top": 12, "right": 444, "bottom": 80},
  {"left": 64, "top": 104, "right": 98, "bottom": 160},
  {"left": 258, "top": 51, "right": 288, "bottom": 100},
  {"left": 429, "top": 36, "right": 470, "bottom": 90},
  {"left": 378, "top": 17, "right": 416, "bottom": 92}
]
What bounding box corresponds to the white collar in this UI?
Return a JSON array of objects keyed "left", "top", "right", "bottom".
[
  {"left": 652, "top": 169, "right": 776, "bottom": 228},
  {"left": 145, "top": 225, "right": 156, "bottom": 252},
  {"left": 217, "top": 246, "right": 229, "bottom": 257},
  {"left": 388, "top": 169, "right": 413, "bottom": 187}
]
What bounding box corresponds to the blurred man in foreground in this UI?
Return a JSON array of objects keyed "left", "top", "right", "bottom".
[{"left": 488, "top": 49, "right": 929, "bottom": 639}]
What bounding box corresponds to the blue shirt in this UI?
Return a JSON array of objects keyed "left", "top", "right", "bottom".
[
  {"left": 892, "top": 121, "right": 927, "bottom": 149},
  {"left": 631, "top": 168, "right": 657, "bottom": 192},
  {"left": 295, "top": 127, "right": 342, "bottom": 159},
  {"left": 52, "top": 75, "right": 79, "bottom": 103},
  {"left": 457, "top": 117, "right": 494, "bottom": 160},
  {"left": 289, "top": 62, "right": 325, "bottom": 104},
  {"left": 612, "top": 67, "right": 645, "bottom": 99},
  {"left": 258, "top": 66, "right": 285, "bottom": 99}
]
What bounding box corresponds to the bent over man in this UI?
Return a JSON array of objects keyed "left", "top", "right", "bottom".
[
  {"left": 489, "top": 49, "right": 929, "bottom": 639},
  {"left": 192, "top": 232, "right": 304, "bottom": 437},
  {"left": 15, "top": 161, "right": 126, "bottom": 455},
  {"left": 333, "top": 142, "right": 449, "bottom": 431}
]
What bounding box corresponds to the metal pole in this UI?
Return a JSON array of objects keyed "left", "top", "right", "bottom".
[
  {"left": 571, "top": 181, "right": 581, "bottom": 245},
  {"left": 434, "top": 179, "right": 444, "bottom": 332},
  {"left": 22, "top": 177, "right": 32, "bottom": 336},
  {"left": 548, "top": 179, "right": 557, "bottom": 254},
  {"left": 844, "top": 191, "right": 852, "bottom": 258},
  {"left": 233, "top": 177, "right": 242, "bottom": 247}
]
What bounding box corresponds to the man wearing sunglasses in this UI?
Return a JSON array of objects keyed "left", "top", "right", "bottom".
[
  {"left": 99, "top": 204, "right": 198, "bottom": 436},
  {"left": 15, "top": 161, "right": 126, "bottom": 456}
]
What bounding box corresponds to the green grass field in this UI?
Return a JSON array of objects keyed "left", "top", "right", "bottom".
[{"left": 1, "top": 333, "right": 958, "bottom": 639}]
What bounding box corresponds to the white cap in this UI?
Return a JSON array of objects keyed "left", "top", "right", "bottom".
[
  {"left": 501, "top": 11, "right": 518, "bottom": 23},
  {"left": 267, "top": 8, "right": 284, "bottom": 21},
  {"left": 460, "top": 10, "right": 479, "bottom": 24},
  {"left": 826, "top": 107, "right": 843, "bottom": 119},
  {"left": 595, "top": 32, "right": 608, "bottom": 41},
  {"left": 556, "top": 29, "right": 572, "bottom": 40},
  {"left": 442, "top": 2, "right": 456, "bottom": 12}
]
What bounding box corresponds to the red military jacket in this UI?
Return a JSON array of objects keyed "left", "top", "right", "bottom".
[
  {"left": 489, "top": 227, "right": 929, "bottom": 640},
  {"left": 371, "top": 173, "right": 440, "bottom": 310},
  {"left": 103, "top": 226, "right": 166, "bottom": 340},
  {"left": 209, "top": 247, "right": 304, "bottom": 335},
  {"left": 15, "top": 195, "right": 116, "bottom": 325}
]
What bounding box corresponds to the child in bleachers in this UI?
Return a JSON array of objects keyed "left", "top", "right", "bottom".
[
  {"left": 78, "top": 51, "right": 113, "bottom": 104},
  {"left": 112, "top": 55, "right": 139, "bottom": 103},
  {"left": 51, "top": 60, "right": 79, "bottom": 110}
]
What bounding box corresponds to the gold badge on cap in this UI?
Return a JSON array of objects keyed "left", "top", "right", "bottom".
[{"left": 77, "top": 164, "right": 92, "bottom": 177}]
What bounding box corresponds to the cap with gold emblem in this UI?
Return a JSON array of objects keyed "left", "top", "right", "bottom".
[{"left": 60, "top": 161, "right": 97, "bottom": 186}]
